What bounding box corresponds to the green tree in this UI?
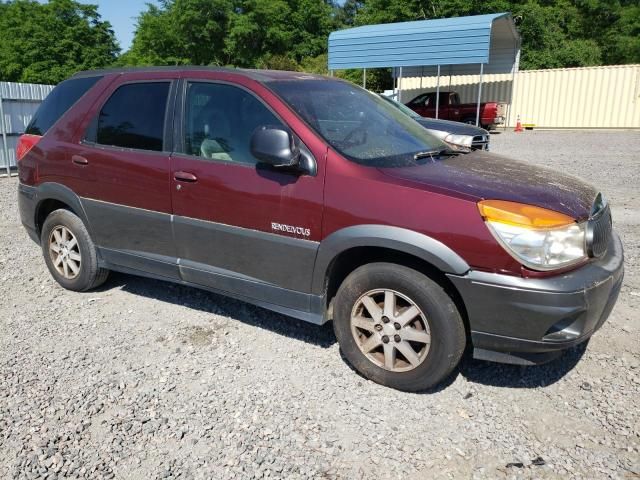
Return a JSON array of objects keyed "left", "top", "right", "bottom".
[
  {"left": 122, "top": 0, "right": 637, "bottom": 78},
  {"left": 0, "top": 0, "right": 118, "bottom": 84},
  {"left": 223, "top": 0, "right": 337, "bottom": 67},
  {"left": 577, "top": 0, "right": 640, "bottom": 65},
  {"left": 606, "top": 4, "right": 640, "bottom": 64},
  {"left": 123, "top": 0, "right": 336, "bottom": 69},
  {"left": 257, "top": 54, "right": 301, "bottom": 71},
  {"left": 1, "top": 0, "right": 638, "bottom": 85},
  {"left": 300, "top": 53, "right": 392, "bottom": 92},
  {"left": 289, "top": 0, "right": 336, "bottom": 60},
  {"left": 334, "top": 0, "right": 364, "bottom": 27},
  {"left": 225, "top": 0, "right": 295, "bottom": 67},
  {"left": 122, "top": 0, "right": 234, "bottom": 66}
]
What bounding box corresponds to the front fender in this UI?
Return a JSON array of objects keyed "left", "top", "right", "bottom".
[{"left": 311, "top": 225, "right": 470, "bottom": 295}]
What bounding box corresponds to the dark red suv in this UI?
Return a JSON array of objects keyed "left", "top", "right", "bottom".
[{"left": 17, "top": 67, "right": 623, "bottom": 391}]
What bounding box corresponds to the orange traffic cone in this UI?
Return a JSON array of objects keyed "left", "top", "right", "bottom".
[{"left": 514, "top": 115, "right": 523, "bottom": 133}]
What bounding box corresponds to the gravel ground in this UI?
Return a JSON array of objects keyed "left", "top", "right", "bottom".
[{"left": 1, "top": 130, "right": 639, "bottom": 479}]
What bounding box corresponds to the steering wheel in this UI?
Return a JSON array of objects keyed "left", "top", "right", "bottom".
[{"left": 342, "top": 125, "right": 368, "bottom": 148}]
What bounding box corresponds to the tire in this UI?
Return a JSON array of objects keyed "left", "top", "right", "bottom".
[
  {"left": 462, "top": 117, "right": 477, "bottom": 126},
  {"left": 333, "top": 262, "right": 465, "bottom": 392},
  {"left": 41, "top": 208, "right": 109, "bottom": 291}
]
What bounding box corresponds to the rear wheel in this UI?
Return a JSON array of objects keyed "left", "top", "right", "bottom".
[
  {"left": 333, "top": 263, "right": 465, "bottom": 392},
  {"left": 41, "top": 209, "right": 109, "bottom": 291}
]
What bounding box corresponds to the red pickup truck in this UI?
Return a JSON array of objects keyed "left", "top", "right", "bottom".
[{"left": 405, "top": 91, "right": 505, "bottom": 130}]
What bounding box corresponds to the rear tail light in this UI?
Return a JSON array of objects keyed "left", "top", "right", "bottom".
[{"left": 16, "top": 134, "right": 41, "bottom": 161}]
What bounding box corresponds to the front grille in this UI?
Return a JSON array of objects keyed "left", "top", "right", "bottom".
[
  {"left": 471, "top": 134, "right": 489, "bottom": 150},
  {"left": 587, "top": 203, "right": 612, "bottom": 258}
]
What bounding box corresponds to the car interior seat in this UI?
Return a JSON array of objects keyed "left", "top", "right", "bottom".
[{"left": 200, "top": 108, "right": 233, "bottom": 162}]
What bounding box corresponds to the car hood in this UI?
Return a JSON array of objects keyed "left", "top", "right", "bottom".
[
  {"left": 377, "top": 150, "right": 598, "bottom": 220},
  {"left": 415, "top": 117, "right": 488, "bottom": 136}
]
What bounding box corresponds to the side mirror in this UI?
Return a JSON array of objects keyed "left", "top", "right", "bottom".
[{"left": 250, "top": 126, "right": 300, "bottom": 168}]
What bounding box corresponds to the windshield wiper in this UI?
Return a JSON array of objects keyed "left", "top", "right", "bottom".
[{"left": 413, "top": 148, "right": 460, "bottom": 161}]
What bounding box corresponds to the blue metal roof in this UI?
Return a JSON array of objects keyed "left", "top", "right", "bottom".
[{"left": 328, "top": 13, "right": 519, "bottom": 70}]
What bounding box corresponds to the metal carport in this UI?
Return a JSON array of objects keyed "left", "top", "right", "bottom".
[{"left": 328, "top": 13, "right": 521, "bottom": 126}]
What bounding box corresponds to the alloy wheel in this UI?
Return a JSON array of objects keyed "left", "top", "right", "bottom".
[
  {"left": 350, "top": 289, "right": 431, "bottom": 372},
  {"left": 48, "top": 225, "right": 81, "bottom": 280}
]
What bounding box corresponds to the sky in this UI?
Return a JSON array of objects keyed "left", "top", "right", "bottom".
[{"left": 92, "top": 0, "right": 159, "bottom": 51}]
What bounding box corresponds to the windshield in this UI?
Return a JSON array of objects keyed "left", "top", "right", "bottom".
[
  {"left": 378, "top": 94, "right": 420, "bottom": 119},
  {"left": 268, "top": 80, "right": 449, "bottom": 167}
]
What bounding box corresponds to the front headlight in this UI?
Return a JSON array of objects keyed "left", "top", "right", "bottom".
[
  {"left": 478, "top": 200, "right": 587, "bottom": 271},
  {"left": 443, "top": 133, "right": 473, "bottom": 149},
  {"left": 427, "top": 129, "right": 473, "bottom": 149}
]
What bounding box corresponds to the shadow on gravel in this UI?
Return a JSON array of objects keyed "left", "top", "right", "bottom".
[
  {"left": 458, "top": 341, "right": 588, "bottom": 388},
  {"left": 338, "top": 345, "right": 586, "bottom": 394},
  {"left": 336, "top": 346, "right": 461, "bottom": 393},
  {"left": 97, "top": 272, "right": 337, "bottom": 348},
  {"left": 93, "top": 273, "right": 587, "bottom": 388}
]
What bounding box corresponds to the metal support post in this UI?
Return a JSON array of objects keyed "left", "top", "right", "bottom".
[
  {"left": 475, "top": 63, "right": 484, "bottom": 127},
  {"left": 0, "top": 94, "right": 10, "bottom": 177},
  {"left": 435, "top": 65, "right": 441, "bottom": 119}
]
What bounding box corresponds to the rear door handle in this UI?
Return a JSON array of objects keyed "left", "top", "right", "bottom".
[
  {"left": 72, "top": 155, "right": 88, "bottom": 166},
  {"left": 174, "top": 171, "right": 197, "bottom": 182}
]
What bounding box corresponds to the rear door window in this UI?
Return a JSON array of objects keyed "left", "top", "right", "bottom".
[
  {"left": 25, "top": 76, "right": 101, "bottom": 135},
  {"left": 94, "top": 82, "right": 170, "bottom": 152}
]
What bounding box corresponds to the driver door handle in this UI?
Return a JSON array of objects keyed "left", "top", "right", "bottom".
[{"left": 174, "top": 171, "right": 197, "bottom": 182}]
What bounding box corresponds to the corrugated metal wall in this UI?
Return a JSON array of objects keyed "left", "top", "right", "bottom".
[
  {"left": 399, "top": 64, "right": 640, "bottom": 128},
  {"left": 0, "top": 81, "right": 54, "bottom": 174}
]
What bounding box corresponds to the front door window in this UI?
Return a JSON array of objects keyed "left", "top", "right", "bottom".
[{"left": 183, "top": 82, "right": 284, "bottom": 164}]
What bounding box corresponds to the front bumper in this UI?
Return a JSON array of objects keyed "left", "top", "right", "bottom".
[{"left": 447, "top": 232, "right": 624, "bottom": 365}]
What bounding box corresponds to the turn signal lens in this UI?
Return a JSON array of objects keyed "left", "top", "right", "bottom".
[
  {"left": 478, "top": 200, "right": 575, "bottom": 228},
  {"left": 478, "top": 200, "right": 587, "bottom": 271}
]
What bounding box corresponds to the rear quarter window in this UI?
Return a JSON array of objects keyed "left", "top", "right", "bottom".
[{"left": 25, "top": 76, "right": 102, "bottom": 136}]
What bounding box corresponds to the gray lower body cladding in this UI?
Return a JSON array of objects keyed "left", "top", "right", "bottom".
[
  {"left": 448, "top": 233, "right": 624, "bottom": 365},
  {"left": 84, "top": 198, "right": 324, "bottom": 324},
  {"left": 18, "top": 183, "right": 40, "bottom": 243},
  {"left": 17, "top": 183, "right": 325, "bottom": 324}
]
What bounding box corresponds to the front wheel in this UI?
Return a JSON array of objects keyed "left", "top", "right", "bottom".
[
  {"left": 41, "top": 209, "right": 109, "bottom": 291},
  {"left": 333, "top": 263, "right": 466, "bottom": 392}
]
